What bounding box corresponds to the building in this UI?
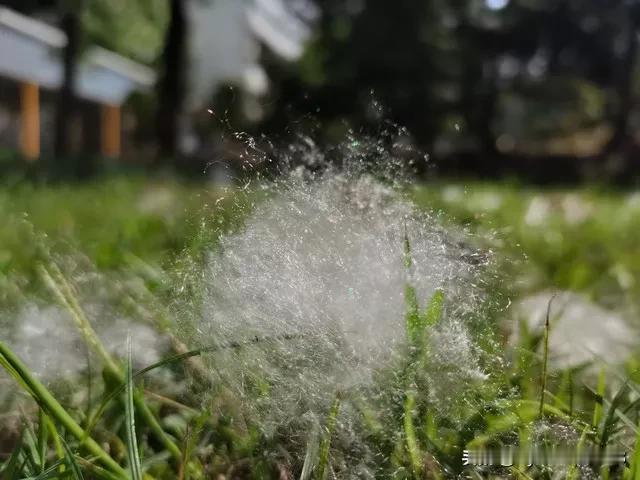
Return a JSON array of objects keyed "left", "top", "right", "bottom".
[
  {"left": 187, "top": 0, "right": 318, "bottom": 107},
  {"left": 0, "top": 7, "right": 155, "bottom": 161}
]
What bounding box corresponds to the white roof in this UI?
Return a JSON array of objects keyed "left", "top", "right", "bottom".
[
  {"left": 87, "top": 47, "right": 155, "bottom": 87},
  {"left": 0, "top": 7, "right": 66, "bottom": 47},
  {"left": 186, "top": 0, "right": 317, "bottom": 106},
  {"left": 246, "top": 0, "right": 316, "bottom": 60},
  {"left": 0, "top": 7, "right": 155, "bottom": 105}
]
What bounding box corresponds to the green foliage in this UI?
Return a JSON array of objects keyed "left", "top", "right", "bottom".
[{"left": 83, "top": 0, "right": 168, "bottom": 64}]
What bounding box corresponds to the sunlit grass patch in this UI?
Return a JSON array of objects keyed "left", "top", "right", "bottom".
[{"left": 0, "top": 175, "right": 639, "bottom": 478}]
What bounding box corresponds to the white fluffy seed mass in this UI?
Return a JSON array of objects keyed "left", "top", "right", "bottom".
[
  {"left": 194, "top": 170, "right": 489, "bottom": 425},
  {"left": 1, "top": 304, "right": 168, "bottom": 383}
]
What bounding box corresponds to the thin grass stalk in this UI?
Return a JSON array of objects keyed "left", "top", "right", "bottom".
[
  {"left": 569, "top": 371, "right": 574, "bottom": 417},
  {"left": 125, "top": 338, "right": 143, "bottom": 480},
  {"left": 40, "top": 265, "right": 120, "bottom": 374},
  {"left": 299, "top": 422, "right": 319, "bottom": 480},
  {"left": 60, "top": 436, "right": 85, "bottom": 480},
  {"left": 37, "top": 410, "right": 48, "bottom": 474},
  {"left": 593, "top": 368, "right": 606, "bottom": 431},
  {"left": 29, "top": 458, "right": 66, "bottom": 480},
  {"left": 76, "top": 458, "right": 128, "bottom": 480},
  {"left": 539, "top": 295, "right": 554, "bottom": 418},
  {"left": 40, "top": 264, "right": 183, "bottom": 462},
  {"left": 43, "top": 415, "right": 66, "bottom": 475},
  {"left": 600, "top": 382, "right": 628, "bottom": 449},
  {"left": 22, "top": 415, "right": 43, "bottom": 473},
  {"left": 177, "top": 413, "right": 209, "bottom": 480}
]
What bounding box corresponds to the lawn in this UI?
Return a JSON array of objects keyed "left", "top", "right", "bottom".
[
  {"left": 413, "top": 182, "right": 640, "bottom": 309},
  {"left": 1, "top": 175, "right": 639, "bottom": 479}
]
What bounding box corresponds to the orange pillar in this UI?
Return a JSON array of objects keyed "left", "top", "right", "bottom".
[
  {"left": 101, "top": 103, "right": 121, "bottom": 158},
  {"left": 19, "top": 81, "right": 40, "bottom": 161}
]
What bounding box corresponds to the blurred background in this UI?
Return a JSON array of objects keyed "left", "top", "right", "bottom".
[
  {"left": 1, "top": 0, "right": 640, "bottom": 183},
  {"left": 2, "top": 3, "right": 640, "bottom": 471},
  {"left": 2, "top": 0, "right": 640, "bottom": 326}
]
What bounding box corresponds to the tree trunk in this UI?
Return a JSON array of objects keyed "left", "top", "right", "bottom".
[
  {"left": 156, "top": 0, "right": 187, "bottom": 164},
  {"left": 463, "top": 58, "right": 499, "bottom": 158},
  {"left": 603, "top": 8, "right": 639, "bottom": 155},
  {"left": 53, "top": 10, "right": 79, "bottom": 163}
]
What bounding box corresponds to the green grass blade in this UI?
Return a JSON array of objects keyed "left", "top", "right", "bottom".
[
  {"left": 539, "top": 295, "right": 554, "bottom": 418},
  {"left": 403, "top": 224, "right": 421, "bottom": 347},
  {"left": 403, "top": 222, "right": 412, "bottom": 269},
  {"left": 403, "top": 391, "right": 421, "bottom": 479},
  {"left": 423, "top": 289, "right": 444, "bottom": 328},
  {"left": 177, "top": 412, "right": 209, "bottom": 480},
  {"left": 601, "top": 382, "right": 629, "bottom": 448},
  {"left": 75, "top": 459, "right": 126, "bottom": 480},
  {"left": 593, "top": 368, "right": 607, "bottom": 430},
  {"left": 26, "top": 459, "right": 68, "bottom": 480},
  {"left": 299, "top": 422, "right": 319, "bottom": 480},
  {"left": 41, "top": 416, "right": 65, "bottom": 475},
  {"left": 125, "top": 338, "right": 143, "bottom": 480},
  {"left": 22, "top": 418, "right": 42, "bottom": 473},
  {"left": 59, "top": 437, "right": 84, "bottom": 480},
  {"left": 40, "top": 265, "right": 121, "bottom": 375},
  {"left": 37, "top": 411, "right": 48, "bottom": 474},
  {"left": 405, "top": 284, "right": 421, "bottom": 345},
  {"left": 315, "top": 395, "right": 341, "bottom": 480}
]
